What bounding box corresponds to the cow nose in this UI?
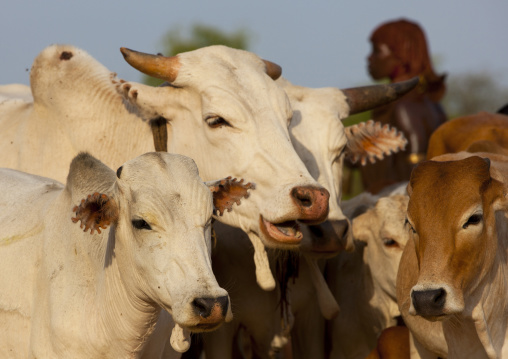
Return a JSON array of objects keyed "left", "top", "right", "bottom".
[
  {"left": 291, "top": 186, "right": 330, "bottom": 224},
  {"left": 303, "top": 219, "right": 352, "bottom": 255},
  {"left": 192, "top": 296, "right": 229, "bottom": 319},
  {"left": 411, "top": 288, "right": 446, "bottom": 317}
]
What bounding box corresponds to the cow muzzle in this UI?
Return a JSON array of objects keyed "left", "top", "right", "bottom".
[
  {"left": 258, "top": 186, "right": 330, "bottom": 246},
  {"left": 301, "top": 219, "right": 353, "bottom": 257},
  {"left": 189, "top": 295, "right": 230, "bottom": 332},
  {"left": 291, "top": 186, "right": 330, "bottom": 224},
  {"left": 411, "top": 288, "right": 447, "bottom": 320}
]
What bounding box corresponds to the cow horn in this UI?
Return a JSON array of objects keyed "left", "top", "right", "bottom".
[
  {"left": 342, "top": 77, "right": 420, "bottom": 116},
  {"left": 120, "top": 47, "right": 180, "bottom": 83},
  {"left": 263, "top": 60, "right": 282, "bottom": 80}
]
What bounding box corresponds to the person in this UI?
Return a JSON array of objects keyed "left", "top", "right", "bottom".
[{"left": 359, "top": 18, "right": 448, "bottom": 194}]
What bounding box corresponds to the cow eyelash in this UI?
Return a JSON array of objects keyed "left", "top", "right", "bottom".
[
  {"left": 463, "top": 214, "right": 483, "bottom": 229},
  {"left": 404, "top": 218, "right": 416, "bottom": 234},
  {"left": 132, "top": 219, "right": 152, "bottom": 230},
  {"left": 205, "top": 116, "right": 231, "bottom": 129}
]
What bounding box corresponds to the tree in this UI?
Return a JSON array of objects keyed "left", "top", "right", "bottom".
[
  {"left": 143, "top": 24, "right": 251, "bottom": 86},
  {"left": 442, "top": 71, "right": 508, "bottom": 118}
]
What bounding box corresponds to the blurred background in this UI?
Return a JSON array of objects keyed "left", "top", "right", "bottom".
[{"left": 2, "top": 0, "right": 508, "bottom": 118}]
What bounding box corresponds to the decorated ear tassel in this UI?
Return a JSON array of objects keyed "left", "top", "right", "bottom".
[
  {"left": 71, "top": 192, "right": 118, "bottom": 235},
  {"left": 208, "top": 177, "right": 256, "bottom": 216},
  {"left": 345, "top": 120, "right": 407, "bottom": 165}
]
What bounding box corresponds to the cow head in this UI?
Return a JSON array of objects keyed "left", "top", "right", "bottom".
[
  {"left": 280, "top": 78, "right": 413, "bottom": 257},
  {"left": 405, "top": 155, "right": 508, "bottom": 321},
  {"left": 353, "top": 194, "right": 409, "bottom": 316},
  {"left": 69, "top": 152, "right": 253, "bottom": 333},
  {"left": 115, "top": 46, "right": 331, "bottom": 251}
]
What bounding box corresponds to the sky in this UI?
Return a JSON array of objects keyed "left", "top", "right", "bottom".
[{"left": 2, "top": 0, "right": 508, "bottom": 94}]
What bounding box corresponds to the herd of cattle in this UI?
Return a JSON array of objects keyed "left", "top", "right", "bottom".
[{"left": 0, "top": 44, "right": 507, "bottom": 359}]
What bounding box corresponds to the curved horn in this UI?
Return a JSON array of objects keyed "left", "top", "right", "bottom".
[
  {"left": 342, "top": 77, "right": 419, "bottom": 116},
  {"left": 120, "top": 47, "right": 181, "bottom": 83},
  {"left": 263, "top": 60, "right": 282, "bottom": 80}
]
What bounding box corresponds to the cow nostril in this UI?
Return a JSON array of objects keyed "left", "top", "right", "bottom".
[
  {"left": 290, "top": 186, "right": 330, "bottom": 223},
  {"left": 292, "top": 188, "right": 313, "bottom": 207},
  {"left": 216, "top": 295, "right": 229, "bottom": 317},
  {"left": 192, "top": 296, "right": 229, "bottom": 318},
  {"left": 433, "top": 288, "right": 446, "bottom": 306},
  {"left": 192, "top": 297, "right": 215, "bottom": 318}
]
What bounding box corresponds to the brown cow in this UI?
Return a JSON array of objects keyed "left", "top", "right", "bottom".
[
  {"left": 427, "top": 111, "right": 508, "bottom": 159},
  {"left": 365, "top": 326, "right": 410, "bottom": 359},
  {"left": 397, "top": 153, "right": 508, "bottom": 358}
]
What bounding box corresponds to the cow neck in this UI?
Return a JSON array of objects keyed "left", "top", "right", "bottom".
[
  {"left": 361, "top": 248, "right": 398, "bottom": 331},
  {"left": 83, "top": 229, "right": 161, "bottom": 357},
  {"left": 336, "top": 245, "right": 397, "bottom": 347},
  {"left": 444, "top": 216, "right": 508, "bottom": 359},
  {"left": 57, "top": 72, "right": 152, "bottom": 170},
  {"left": 473, "top": 242, "right": 508, "bottom": 358}
]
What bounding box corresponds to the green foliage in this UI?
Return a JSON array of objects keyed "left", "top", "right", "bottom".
[
  {"left": 163, "top": 24, "right": 250, "bottom": 56},
  {"left": 442, "top": 71, "right": 508, "bottom": 118},
  {"left": 341, "top": 110, "right": 372, "bottom": 127},
  {"left": 142, "top": 24, "right": 251, "bottom": 86},
  {"left": 340, "top": 110, "right": 372, "bottom": 199}
]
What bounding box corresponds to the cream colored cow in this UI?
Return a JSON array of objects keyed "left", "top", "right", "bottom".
[
  {"left": 326, "top": 192, "right": 409, "bottom": 359},
  {"left": 0, "top": 45, "right": 412, "bottom": 291},
  {"left": 198, "top": 75, "right": 414, "bottom": 358},
  {"left": 0, "top": 151, "right": 256, "bottom": 358},
  {"left": 0, "top": 44, "right": 328, "bottom": 291}
]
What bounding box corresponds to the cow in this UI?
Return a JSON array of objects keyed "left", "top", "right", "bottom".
[
  {"left": 426, "top": 111, "right": 508, "bottom": 159},
  {"left": 0, "top": 151, "right": 258, "bottom": 358},
  {"left": 280, "top": 77, "right": 411, "bottom": 357},
  {"left": 196, "top": 75, "right": 414, "bottom": 358},
  {"left": 397, "top": 152, "right": 508, "bottom": 359},
  {"left": 365, "top": 326, "right": 411, "bottom": 359},
  {"left": 0, "top": 44, "right": 410, "bottom": 291},
  {"left": 326, "top": 193, "right": 410, "bottom": 359}
]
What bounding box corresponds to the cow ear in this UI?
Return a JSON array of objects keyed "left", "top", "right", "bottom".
[
  {"left": 71, "top": 192, "right": 119, "bottom": 235},
  {"left": 351, "top": 212, "right": 372, "bottom": 244},
  {"left": 206, "top": 177, "right": 255, "bottom": 216},
  {"left": 344, "top": 120, "right": 407, "bottom": 165}
]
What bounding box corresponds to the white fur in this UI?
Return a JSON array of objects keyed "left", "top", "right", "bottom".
[
  {"left": 200, "top": 78, "right": 408, "bottom": 358},
  {"left": 0, "top": 152, "right": 233, "bottom": 358},
  {"left": 0, "top": 44, "right": 330, "bottom": 291}
]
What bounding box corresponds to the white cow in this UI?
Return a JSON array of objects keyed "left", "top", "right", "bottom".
[
  {"left": 0, "top": 151, "right": 257, "bottom": 358},
  {"left": 0, "top": 44, "right": 410, "bottom": 291},
  {"left": 0, "top": 44, "right": 327, "bottom": 291},
  {"left": 326, "top": 192, "right": 410, "bottom": 359},
  {"left": 199, "top": 76, "right": 414, "bottom": 358}
]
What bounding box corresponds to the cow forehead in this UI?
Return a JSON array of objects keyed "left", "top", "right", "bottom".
[
  {"left": 119, "top": 152, "right": 212, "bottom": 213},
  {"left": 376, "top": 196, "right": 408, "bottom": 229},
  {"left": 288, "top": 87, "right": 348, "bottom": 156},
  {"left": 175, "top": 46, "right": 273, "bottom": 89},
  {"left": 408, "top": 157, "right": 492, "bottom": 223}
]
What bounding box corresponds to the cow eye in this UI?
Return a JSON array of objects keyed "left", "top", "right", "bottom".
[
  {"left": 205, "top": 116, "right": 230, "bottom": 129},
  {"left": 132, "top": 219, "right": 152, "bottom": 230},
  {"left": 404, "top": 218, "right": 416, "bottom": 234},
  {"left": 463, "top": 214, "right": 483, "bottom": 229},
  {"left": 382, "top": 237, "right": 399, "bottom": 247}
]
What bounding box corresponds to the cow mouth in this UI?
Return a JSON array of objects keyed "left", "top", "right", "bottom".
[
  {"left": 187, "top": 322, "right": 223, "bottom": 332},
  {"left": 259, "top": 215, "right": 303, "bottom": 244},
  {"left": 417, "top": 313, "right": 448, "bottom": 322}
]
